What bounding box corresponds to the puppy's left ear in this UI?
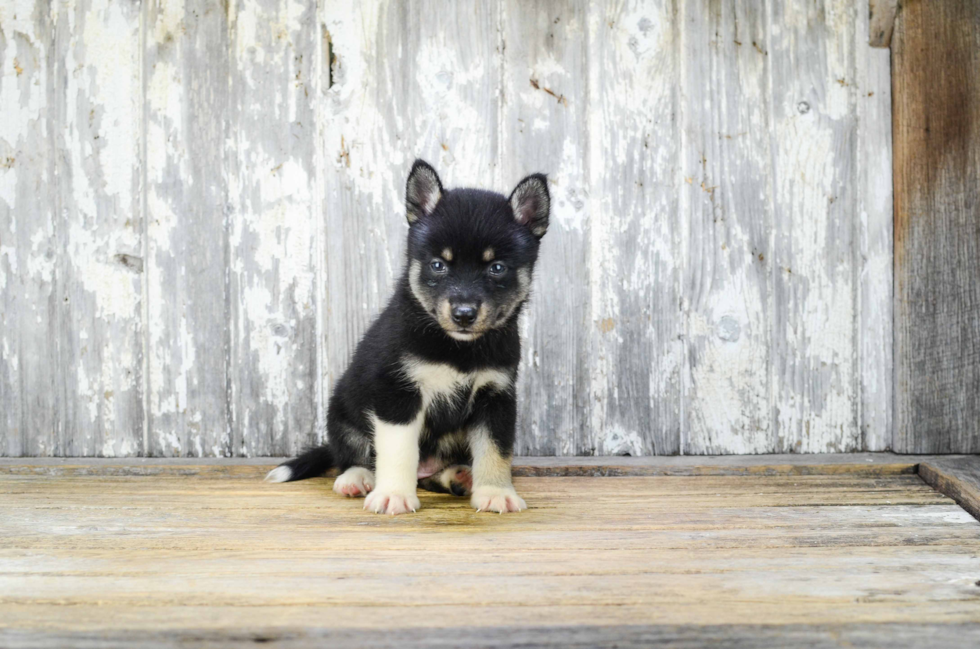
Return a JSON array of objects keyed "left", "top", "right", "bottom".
[
  {"left": 406, "top": 159, "right": 443, "bottom": 224},
  {"left": 509, "top": 173, "right": 550, "bottom": 239}
]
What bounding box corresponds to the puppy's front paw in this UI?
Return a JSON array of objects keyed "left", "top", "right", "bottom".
[
  {"left": 333, "top": 467, "right": 375, "bottom": 497},
  {"left": 471, "top": 486, "right": 526, "bottom": 513},
  {"left": 364, "top": 488, "right": 421, "bottom": 515}
]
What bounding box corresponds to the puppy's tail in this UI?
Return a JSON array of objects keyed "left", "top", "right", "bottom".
[{"left": 264, "top": 445, "right": 334, "bottom": 483}]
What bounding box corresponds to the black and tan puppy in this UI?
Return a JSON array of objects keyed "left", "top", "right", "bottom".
[{"left": 266, "top": 160, "right": 550, "bottom": 515}]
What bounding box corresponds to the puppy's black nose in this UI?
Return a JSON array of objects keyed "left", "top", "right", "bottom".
[{"left": 451, "top": 304, "right": 478, "bottom": 327}]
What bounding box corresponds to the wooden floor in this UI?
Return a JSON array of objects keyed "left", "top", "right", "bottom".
[{"left": 2, "top": 458, "right": 980, "bottom": 648}]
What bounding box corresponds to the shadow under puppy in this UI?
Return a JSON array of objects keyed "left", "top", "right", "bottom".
[{"left": 266, "top": 160, "right": 550, "bottom": 515}]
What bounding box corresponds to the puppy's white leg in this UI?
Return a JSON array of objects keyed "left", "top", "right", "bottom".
[
  {"left": 468, "top": 425, "right": 526, "bottom": 513},
  {"left": 332, "top": 466, "right": 375, "bottom": 497},
  {"left": 363, "top": 413, "right": 423, "bottom": 515}
]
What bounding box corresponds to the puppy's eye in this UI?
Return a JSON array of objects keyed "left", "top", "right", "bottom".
[
  {"left": 489, "top": 262, "right": 507, "bottom": 276},
  {"left": 430, "top": 259, "right": 447, "bottom": 273}
]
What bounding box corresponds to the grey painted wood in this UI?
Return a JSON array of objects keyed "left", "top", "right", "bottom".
[
  {"left": 0, "top": 0, "right": 144, "bottom": 457},
  {"left": 225, "top": 0, "right": 319, "bottom": 456},
  {"left": 2, "top": 0, "right": 897, "bottom": 457},
  {"left": 855, "top": 3, "right": 894, "bottom": 451},
  {"left": 769, "top": 0, "right": 861, "bottom": 453},
  {"left": 500, "top": 0, "right": 591, "bottom": 455},
  {"left": 1, "top": 5, "right": 60, "bottom": 457},
  {"left": 587, "top": 1, "right": 682, "bottom": 456},
  {"left": 680, "top": 0, "right": 772, "bottom": 454},
  {"left": 144, "top": 0, "right": 232, "bottom": 457},
  {"left": 892, "top": 0, "right": 980, "bottom": 454}
]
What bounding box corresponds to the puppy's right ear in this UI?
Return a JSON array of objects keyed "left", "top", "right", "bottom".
[{"left": 405, "top": 159, "right": 443, "bottom": 224}]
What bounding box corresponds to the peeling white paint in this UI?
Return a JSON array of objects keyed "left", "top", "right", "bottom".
[{"left": 3, "top": 0, "right": 894, "bottom": 457}]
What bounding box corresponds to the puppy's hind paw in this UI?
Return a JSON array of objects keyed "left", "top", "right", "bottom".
[
  {"left": 447, "top": 466, "right": 473, "bottom": 497},
  {"left": 471, "top": 486, "right": 526, "bottom": 513},
  {"left": 364, "top": 488, "right": 421, "bottom": 515},
  {"left": 332, "top": 466, "right": 375, "bottom": 497}
]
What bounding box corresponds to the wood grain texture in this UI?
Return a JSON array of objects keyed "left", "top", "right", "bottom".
[
  {"left": 855, "top": 1, "right": 894, "bottom": 450},
  {"left": 588, "top": 0, "right": 682, "bottom": 456},
  {"left": 2, "top": 0, "right": 897, "bottom": 457},
  {"left": 919, "top": 456, "right": 980, "bottom": 522},
  {"left": 144, "top": 0, "right": 231, "bottom": 457},
  {"left": 1, "top": 2, "right": 61, "bottom": 457},
  {"left": 5, "top": 624, "right": 980, "bottom": 649},
  {"left": 0, "top": 0, "right": 144, "bottom": 457},
  {"left": 0, "top": 471, "right": 978, "bottom": 645},
  {"left": 1, "top": 452, "right": 951, "bottom": 477},
  {"left": 55, "top": 0, "right": 145, "bottom": 457},
  {"left": 680, "top": 0, "right": 771, "bottom": 453},
  {"left": 501, "top": 0, "right": 591, "bottom": 455},
  {"left": 868, "top": 0, "right": 899, "bottom": 48},
  {"left": 770, "top": 0, "right": 861, "bottom": 453},
  {"left": 225, "top": 0, "right": 319, "bottom": 456},
  {"left": 892, "top": 0, "right": 980, "bottom": 453}
]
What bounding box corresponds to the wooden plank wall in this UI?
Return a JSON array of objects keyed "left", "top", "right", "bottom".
[
  {"left": 0, "top": 0, "right": 893, "bottom": 457},
  {"left": 892, "top": 0, "right": 980, "bottom": 453}
]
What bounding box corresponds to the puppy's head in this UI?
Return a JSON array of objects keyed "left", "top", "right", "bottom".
[{"left": 404, "top": 159, "right": 550, "bottom": 342}]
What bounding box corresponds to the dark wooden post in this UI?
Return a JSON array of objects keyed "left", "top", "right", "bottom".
[{"left": 893, "top": 0, "right": 980, "bottom": 452}]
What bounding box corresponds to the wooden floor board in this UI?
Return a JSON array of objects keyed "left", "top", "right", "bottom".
[{"left": 1, "top": 464, "right": 979, "bottom": 647}]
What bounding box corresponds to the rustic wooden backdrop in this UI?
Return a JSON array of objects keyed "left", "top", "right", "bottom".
[{"left": 0, "top": 0, "right": 894, "bottom": 457}]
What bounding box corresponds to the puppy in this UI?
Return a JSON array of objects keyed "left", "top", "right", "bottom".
[{"left": 266, "top": 160, "right": 550, "bottom": 515}]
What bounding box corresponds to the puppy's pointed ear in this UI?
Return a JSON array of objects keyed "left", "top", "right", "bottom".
[
  {"left": 406, "top": 159, "right": 443, "bottom": 224},
  {"left": 509, "top": 174, "right": 550, "bottom": 238}
]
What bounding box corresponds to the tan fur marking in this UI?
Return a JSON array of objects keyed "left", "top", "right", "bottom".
[
  {"left": 482, "top": 247, "right": 495, "bottom": 262},
  {"left": 469, "top": 425, "right": 513, "bottom": 489},
  {"left": 441, "top": 248, "right": 453, "bottom": 262}
]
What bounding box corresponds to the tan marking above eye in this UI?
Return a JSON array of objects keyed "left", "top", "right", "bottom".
[
  {"left": 482, "top": 247, "right": 495, "bottom": 262},
  {"left": 441, "top": 248, "right": 453, "bottom": 261}
]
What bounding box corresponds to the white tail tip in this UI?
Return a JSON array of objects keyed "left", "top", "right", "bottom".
[{"left": 264, "top": 466, "right": 293, "bottom": 483}]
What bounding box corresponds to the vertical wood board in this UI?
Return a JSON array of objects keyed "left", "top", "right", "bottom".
[
  {"left": 893, "top": 0, "right": 980, "bottom": 453},
  {"left": 679, "top": 0, "right": 772, "bottom": 454},
  {"left": 1, "top": 0, "right": 144, "bottom": 457}
]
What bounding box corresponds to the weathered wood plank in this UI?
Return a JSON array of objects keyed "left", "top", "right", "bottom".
[
  {"left": 919, "top": 457, "right": 980, "bottom": 522},
  {"left": 1, "top": 452, "right": 948, "bottom": 477},
  {"left": 500, "top": 0, "right": 590, "bottom": 455},
  {"left": 588, "top": 0, "right": 681, "bottom": 455},
  {"left": 0, "top": 2, "right": 61, "bottom": 456},
  {"left": 225, "top": 0, "right": 319, "bottom": 456},
  {"left": 679, "top": 0, "right": 772, "bottom": 453},
  {"left": 1, "top": 0, "right": 144, "bottom": 457},
  {"left": 0, "top": 472, "right": 978, "bottom": 645},
  {"left": 4, "top": 623, "right": 980, "bottom": 649},
  {"left": 769, "top": 0, "right": 860, "bottom": 452},
  {"left": 868, "top": 0, "right": 898, "bottom": 48},
  {"left": 855, "top": 0, "right": 894, "bottom": 450},
  {"left": 144, "top": 0, "right": 231, "bottom": 456},
  {"left": 892, "top": 0, "right": 980, "bottom": 453},
  {"left": 56, "top": 0, "right": 145, "bottom": 456}
]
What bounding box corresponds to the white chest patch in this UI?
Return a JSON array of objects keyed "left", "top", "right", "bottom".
[{"left": 400, "top": 356, "right": 512, "bottom": 411}]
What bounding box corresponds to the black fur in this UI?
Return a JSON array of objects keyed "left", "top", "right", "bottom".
[{"left": 274, "top": 160, "right": 549, "bottom": 490}]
